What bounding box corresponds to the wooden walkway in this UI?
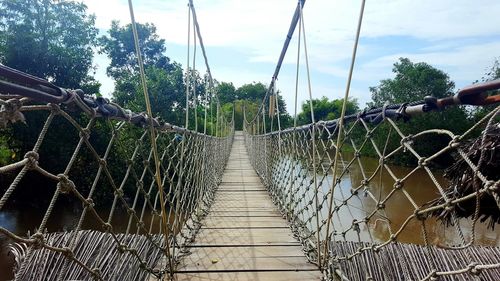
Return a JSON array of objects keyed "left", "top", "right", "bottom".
[{"left": 175, "top": 132, "right": 321, "bottom": 280}]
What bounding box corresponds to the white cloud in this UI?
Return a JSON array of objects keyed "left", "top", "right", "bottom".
[{"left": 80, "top": 0, "right": 500, "bottom": 109}]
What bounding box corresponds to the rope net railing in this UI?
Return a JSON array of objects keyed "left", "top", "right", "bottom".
[
  {"left": 243, "top": 100, "right": 500, "bottom": 280},
  {"left": 0, "top": 64, "right": 234, "bottom": 280}
]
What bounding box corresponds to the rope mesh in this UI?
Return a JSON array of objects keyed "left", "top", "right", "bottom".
[
  {"left": 244, "top": 105, "right": 500, "bottom": 281},
  {"left": 0, "top": 89, "right": 233, "bottom": 280}
]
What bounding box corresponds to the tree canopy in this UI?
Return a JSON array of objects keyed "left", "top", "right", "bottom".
[
  {"left": 99, "top": 21, "right": 174, "bottom": 80},
  {"left": 297, "top": 97, "right": 359, "bottom": 125},
  {"left": 365, "top": 57, "right": 471, "bottom": 166},
  {"left": 99, "top": 21, "right": 189, "bottom": 125},
  {"left": 0, "top": 0, "right": 99, "bottom": 93},
  {"left": 370, "top": 58, "right": 455, "bottom": 106}
]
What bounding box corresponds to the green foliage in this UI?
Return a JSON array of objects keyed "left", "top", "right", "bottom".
[
  {"left": 0, "top": 0, "right": 100, "bottom": 92},
  {"left": 364, "top": 58, "right": 472, "bottom": 166},
  {"left": 471, "top": 58, "right": 500, "bottom": 121},
  {"left": 370, "top": 58, "right": 455, "bottom": 106},
  {"left": 113, "top": 65, "right": 186, "bottom": 125},
  {"left": 216, "top": 82, "right": 237, "bottom": 104},
  {"left": 224, "top": 82, "right": 292, "bottom": 130},
  {"left": 99, "top": 21, "right": 173, "bottom": 80},
  {"left": 99, "top": 21, "right": 193, "bottom": 126},
  {"left": 297, "top": 96, "right": 359, "bottom": 125},
  {"left": 235, "top": 82, "right": 267, "bottom": 101}
]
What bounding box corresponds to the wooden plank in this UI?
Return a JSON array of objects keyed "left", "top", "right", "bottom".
[
  {"left": 182, "top": 245, "right": 306, "bottom": 258},
  {"left": 203, "top": 217, "right": 288, "bottom": 228},
  {"left": 170, "top": 131, "right": 321, "bottom": 280},
  {"left": 178, "top": 255, "right": 316, "bottom": 271},
  {"left": 175, "top": 271, "right": 322, "bottom": 281},
  {"left": 193, "top": 228, "right": 299, "bottom": 245}
]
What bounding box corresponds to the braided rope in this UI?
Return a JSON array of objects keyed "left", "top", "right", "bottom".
[{"left": 244, "top": 104, "right": 500, "bottom": 280}]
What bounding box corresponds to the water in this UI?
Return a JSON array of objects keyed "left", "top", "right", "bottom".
[
  {"left": 285, "top": 151, "right": 499, "bottom": 247},
  {"left": 0, "top": 204, "right": 162, "bottom": 281},
  {"left": 0, "top": 155, "right": 498, "bottom": 280}
]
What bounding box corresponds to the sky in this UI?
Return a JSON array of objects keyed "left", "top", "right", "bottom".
[{"left": 81, "top": 0, "right": 500, "bottom": 114}]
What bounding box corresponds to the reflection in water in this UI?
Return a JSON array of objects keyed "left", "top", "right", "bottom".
[
  {"left": 0, "top": 153, "right": 498, "bottom": 280},
  {"left": 0, "top": 204, "right": 167, "bottom": 281},
  {"left": 284, "top": 151, "right": 499, "bottom": 247}
]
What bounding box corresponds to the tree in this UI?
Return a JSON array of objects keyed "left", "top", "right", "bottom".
[
  {"left": 236, "top": 82, "right": 267, "bottom": 101},
  {"left": 99, "top": 21, "right": 191, "bottom": 126},
  {"left": 367, "top": 58, "right": 471, "bottom": 166},
  {"left": 479, "top": 58, "right": 500, "bottom": 82},
  {"left": 297, "top": 97, "right": 359, "bottom": 125},
  {"left": 215, "top": 82, "right": 236, "bottom": 104},
  {"left": 471, "top": 58, "right": 500, "bottom": 121},
  {"left": 370, "top": 58, "right": 455, "bottom": 106},
  {"left": 99, "top": 21, "right": 173, "bottom": 80},
  {"left": 0, "top": 0, "right": 100, "bottom": 93}
]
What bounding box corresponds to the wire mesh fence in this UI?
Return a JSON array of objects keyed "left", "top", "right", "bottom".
[
  {"left": 244, "top": 104, "right": 500, "bottom": 281},
  {"left": 0, "top": 73, "right": 233, "bottom": 280}
]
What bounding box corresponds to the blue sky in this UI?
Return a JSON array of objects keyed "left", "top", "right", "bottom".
[{"left": 82, "top": 0, "right": 500, "bottom": 114}]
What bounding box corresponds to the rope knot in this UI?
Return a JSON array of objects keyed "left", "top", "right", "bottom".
[
  {"left": 136, "top": 181, "right": 144, "bottom": 189},
  {"left": 116, "top": 244, "right": 126, "bottom": 253},
  {"left": 486, "top": 180, "right": 497, "bottom": 192},
  {"left": 414, "top": 208, "right": 426, "bottom": 221},
  {"left": 91, "top": 268, "right": 101, "bottom": 280},
  {"left": 98, "top": 158, "right": 107, "bottom": 167},
  {"left": 57, "top": 174, "right": 75, "bottom": 194},
  {"left": 352, "top": 220, "right": 360, "bottom": 233},
  {"left": 62, "top": 247, "right": 74, "bottom": 258},
  {"left": 0, "top": 99, "right": 25, "bottom": 127},
  {"left": 114, "top": 189, "right": 124, "bottom": 197},
  {"left": 468, "top": 262, "right": 480, "bottom": 275},
  {"left": 400, "top": 135, "right": 413, "bottom": 146},
  {"left": 417, "top": 157, "right": 428, "bottom": 167},
  {"left": 84, "top": 198, "right": 95, "bottom": 208},
  {"left": 79, "top": 128, "right": 90, "bottom": 140},
  {"left": 136, "top": 221, "right": 145, "bottom": 229},
  {"left": 24, "top": 151, "right": 39, "bottom": 169},
  {"left": 48, "top": 103, "right": 61, "bottom": 114},
  {"left": 31, "top": 232, "right": 45, "bottom": 249},
  {"left": 102, "top": 223, "right": 113, "bottom": 232},
  {"left": 448, "top": 136, "right": 461, "bottom": 149},
  {"left": 126, "top": 208, "right": 135, "bottom": 216},
  {"left": 444, "top": 200, "right": 454, "bottom": 212},
  {"left": 393, "top": 179, "right": 403, "bottom": 190}
]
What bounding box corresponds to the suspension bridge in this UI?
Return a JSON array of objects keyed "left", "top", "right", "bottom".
[{"left": 1, "top": 0, "right": 500, "bottom": 280}]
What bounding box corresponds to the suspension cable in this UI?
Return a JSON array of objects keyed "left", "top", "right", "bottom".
[
  {"left": 323, "top": 0, "right": 367, "bottom": 268},
  {"left": 298, "top": 3, "right": 322, "bottom": 269},
  {"left": 245, "top": 0, "right": 306, "bottom": 128},
  {"left": 192, "top": 8, "right": 198, "bottom": 132},
  {"left": 185, "top": 3, "right": 192, "bottom": 129},
  {"left": 126, "top": 0, "right": 173, "bottom": 277}
]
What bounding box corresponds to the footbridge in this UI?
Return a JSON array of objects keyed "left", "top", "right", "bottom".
[{"left": 1, "top": 0, "right": 500, "bottom": 280}]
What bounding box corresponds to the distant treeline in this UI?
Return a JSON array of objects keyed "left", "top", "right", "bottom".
[{"left": 0, "top": 0, "right": 498, "bottom": 205}]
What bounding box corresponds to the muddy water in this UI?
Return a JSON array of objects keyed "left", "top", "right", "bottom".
[
  {"left": 1, "top": 155, "right": 498, "bottom": 280},
  {"left": 292, "top": 151, "right": 499, "bottom": 247},
  {"left": 0, "top": 205, "right": 163, "bottom": 281}
]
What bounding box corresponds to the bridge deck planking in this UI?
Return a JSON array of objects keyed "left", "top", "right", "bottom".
[{"left": 173, "top": 132, "right": 321, "bottom": 280}]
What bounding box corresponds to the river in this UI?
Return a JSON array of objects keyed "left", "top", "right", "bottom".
[
  {"left": 287, "top": 151, "right": 499, "bottom": 246},
  {"left": 0, "top": 154, "right": 498, "bottom": 280}
]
